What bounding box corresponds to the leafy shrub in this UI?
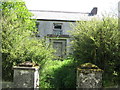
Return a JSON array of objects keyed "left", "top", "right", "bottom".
[
  {"left": 71, "top": 17, "right": 120, "bottom": 86},
  {"left": 40, "top": 58, "right": 78, "bottom": 88}
]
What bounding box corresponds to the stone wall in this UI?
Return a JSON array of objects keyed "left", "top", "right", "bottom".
[{"left": 76, "top": 63, "right": 103, "bottom": 89}]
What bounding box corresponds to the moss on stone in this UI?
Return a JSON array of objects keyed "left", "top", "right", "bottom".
[{"left": 77, "top": 63, "right": 103, "bottom": 72}]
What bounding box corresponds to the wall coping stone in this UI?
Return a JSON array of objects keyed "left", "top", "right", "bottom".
[
  {"left": 13, "top": 66, "right": 39, "bottom": 70},
  {"left": 77, "top": 63, "right": 103, "bottom": 72}
]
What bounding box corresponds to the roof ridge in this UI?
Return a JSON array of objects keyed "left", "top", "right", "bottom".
[{"left": 29, "top": 10, "right": 89, "bottom": 14}]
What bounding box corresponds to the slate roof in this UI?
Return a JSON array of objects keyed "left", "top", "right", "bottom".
[{"left": 30, "top": 10, "right": 98, "bottom": 21}]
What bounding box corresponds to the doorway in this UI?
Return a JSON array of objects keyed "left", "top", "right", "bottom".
[{"left": 51, "top": 39, "right": 66, "bottom": 59}]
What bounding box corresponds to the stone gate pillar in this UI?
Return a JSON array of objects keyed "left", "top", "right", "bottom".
[
  {"left": 13, "top": 61, "right": 39, "bottom": 89},
  {"left": 76, "top": 63, "right": 103, "bottom": 89}
]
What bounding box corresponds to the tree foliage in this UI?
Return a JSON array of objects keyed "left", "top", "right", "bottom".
[
  {"left": 1, "top": 0, "right": 53, "bottom": 81},
  {"left": 71, "top": 17, "right": 120, "bottom": 85}
]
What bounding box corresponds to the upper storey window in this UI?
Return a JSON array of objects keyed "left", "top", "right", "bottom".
[
  {"left": 53, "top": 23, "right": 63, "bottom": 35},
  {"left": 53, "top": 23, "right": 62, "bottom": 30}
]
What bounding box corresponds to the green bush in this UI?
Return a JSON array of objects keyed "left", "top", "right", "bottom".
[
  {"left": 40, "top": 58, "right": 78, "bottom": 88},
  {"left": 71, "top": 17, "right": 120, "bottom": 86},
  {"left": 2, "top": 1, "right": 54, "bottom": 81}
]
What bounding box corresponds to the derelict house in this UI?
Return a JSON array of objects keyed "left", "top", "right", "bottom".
[{"left": 30, "top": 7, "right": 98, "bottom": 59}]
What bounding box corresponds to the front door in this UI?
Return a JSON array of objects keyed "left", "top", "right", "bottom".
[
  {"left": 53, "top": 42, "right": 63, "bottom": 58},
  {"left": 52, "top": 39, "right": 66, "bottom": 58}
]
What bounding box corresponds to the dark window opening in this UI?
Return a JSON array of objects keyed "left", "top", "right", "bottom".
[
  {"left": 53, "top": 23, "right": 63, "bottom": 35},
  {"left": 54, "top": 25, "right": 62, "bottom": 29},
  {"left": 53, "top": 23, "right": 62, "bottom": 30}
]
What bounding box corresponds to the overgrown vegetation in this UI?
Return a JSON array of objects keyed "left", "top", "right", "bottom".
[
  {"left": 2, "top": 0, "right": 120, "bottom": 88},
  {"left": 40, "top": 58, "right": 78, "bottom": 88},
  {"left": 2, "top": 0, "right": 53, "bottom": 81},
  {"left": 71, "top": 17, "right": 120, "bottom": 86}
]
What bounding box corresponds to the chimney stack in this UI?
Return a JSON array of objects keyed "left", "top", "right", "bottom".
[{"left": 89, "top": 7, "right": 98, "bottom": 16}]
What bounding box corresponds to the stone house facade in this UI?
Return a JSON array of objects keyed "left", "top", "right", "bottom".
[{"left": 30, "top": 7, "right": 98, "bottom": 58}]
